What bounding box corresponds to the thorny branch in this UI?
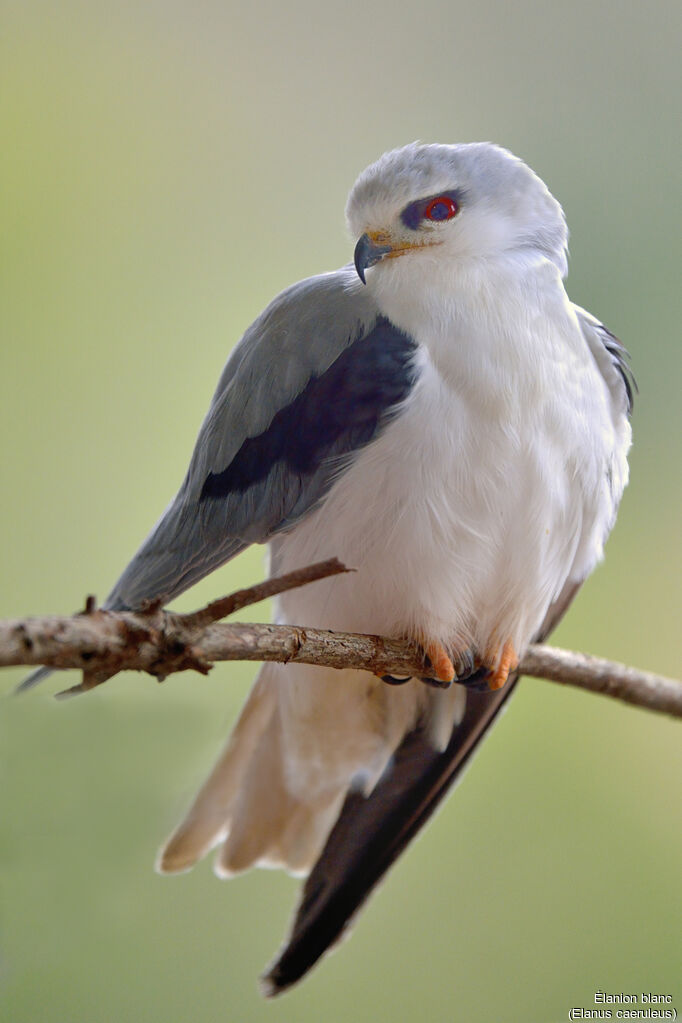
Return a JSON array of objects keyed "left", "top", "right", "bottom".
[{"left": 3, "top": 559, "right": 680, "bottom": 718}]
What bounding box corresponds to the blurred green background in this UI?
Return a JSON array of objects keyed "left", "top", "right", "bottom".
[{"left": 1, "top": 1, "right": 680, "bottom": 1020}]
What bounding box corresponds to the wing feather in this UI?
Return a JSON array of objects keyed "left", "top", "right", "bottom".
[
  {"left": 20, "top": 267, "right": 418, "bottom": 688},
  {"left": 103, "top": 268, "right": 417, "bottom": 610},
  {"left": 573, "top": 305, "right": 636, "bottom": 416}
]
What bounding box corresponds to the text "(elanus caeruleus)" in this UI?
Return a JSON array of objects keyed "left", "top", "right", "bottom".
[{"left": 23, "top": 142, "right": 634, "bottom": 995}]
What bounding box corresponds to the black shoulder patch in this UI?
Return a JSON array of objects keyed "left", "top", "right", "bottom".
[
  {"left": 200, "top": 317, "right": 418, "bottom": 501},
  {"left": 598, "top": 325, "right": 637, "bottom": 415}
]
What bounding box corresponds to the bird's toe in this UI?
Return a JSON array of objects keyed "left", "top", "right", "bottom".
[
  {"left": 485, "top": 640, "right": 519, "bottom": 691},
  {"left": 420, "top": 639, "right": 456, "bottom": 685}
]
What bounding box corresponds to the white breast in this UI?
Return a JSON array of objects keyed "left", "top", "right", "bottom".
[
  {"left": 274, "top": 254, "right": 624, "bottom": 661},
  {"left": 259, "top": 252, "right": 629, "bottom": 802}
]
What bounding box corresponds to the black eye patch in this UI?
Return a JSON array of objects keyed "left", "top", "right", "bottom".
[{"left": 400, "top": 189, "right": 465, "bottom": 230}]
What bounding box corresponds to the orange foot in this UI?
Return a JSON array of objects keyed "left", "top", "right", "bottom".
[
  {"left": 376, "top": 636, "right": 483, "bottom": 689},
  {"left": 376, "top": 638, "right": 460, "bottom": 688},
  {"left": 421, "top": 639, "right": 456, "bottom": 685},
  {"left": 486, "top": 640, "right": 519, "bottom": 691}
]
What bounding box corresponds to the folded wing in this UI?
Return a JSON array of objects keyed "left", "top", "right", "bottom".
[
  {"left": 106, "top": 268, "right": 417, "bottom": 611},
  {"left": 20, "top": 267, "right": 419, "bottom": 688}
]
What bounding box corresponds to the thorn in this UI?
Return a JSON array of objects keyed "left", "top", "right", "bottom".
[
  {"left": 55, "top": 666, "right": 117, "bottom": 698},
  {"left": 54, "top": 682, "right": 87, "bottom": 699}
]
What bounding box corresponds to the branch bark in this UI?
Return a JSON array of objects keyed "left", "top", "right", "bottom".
[{"left": 4, "top": 559, "right": 680, "bottom": 719}]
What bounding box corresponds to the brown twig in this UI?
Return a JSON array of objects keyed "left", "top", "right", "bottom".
[
  {"left": 519, "top": 646, "right": 682, "bottom": 718},
  {"left": 179, "top": 557, "right": 352, "bottom": 628},
  {"left": 3, "top": 565, "right": 680, "bottom": 718}
]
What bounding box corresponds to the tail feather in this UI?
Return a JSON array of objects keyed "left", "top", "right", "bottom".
[
  {"left": 214, "top": 705, "right": 294, "bottom": 876},
  {"left": 158, "top": 667, "right": 277, "bottom": 874},
  {"left": 262, "top": 679, "right": 517, "bottom": 996},
  {"left": 158, "top": 663, "right": 347, "bottom": 879},
  {"left": 260, "top": 581, "right": 583, "bottom": 995},
  {"left": 272, "top": 795, "right": 346, "bottom": 877},
  {"left": 219, "top": 789, "right": 347, "bottom": 879}
]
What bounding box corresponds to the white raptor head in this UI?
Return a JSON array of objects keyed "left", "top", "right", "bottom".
[{"left": 347, "top": 141, "right": 568, "bottom": 284}]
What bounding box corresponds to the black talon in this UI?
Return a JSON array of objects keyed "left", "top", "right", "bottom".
[
  {"left": 418, "top": 675, "right": 453, "bottom": 690},
  {"left": 453, "top": 648, "right": 476, "bottom": 680},
  {"left": 456, "top": 666, "right": 493, "bottom": 691},
  {"left": 380, "top": 674, "right": 412, "bottom": 686},
  {"left": 417, "top": 649, "right": 493, "bottom": 692},
  {"left": 385, "top": 647, "right": 489, "bottom": 692}
]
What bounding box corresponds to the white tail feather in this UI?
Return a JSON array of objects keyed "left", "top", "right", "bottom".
[
  {"left": 156, "top": 662, "right": 453, "bottom": 879},
  {"left": 157, "top": 666, "right": 277, "bottom": 874},
  {"left": 157, "top": 663, "right": 349, "bottom": 877}
]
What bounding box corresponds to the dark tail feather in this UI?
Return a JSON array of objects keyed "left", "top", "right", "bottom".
[
  {"left": 15, "top": 665, "right": 55, "bottom": 693},
  {"left": 262, "top": 678, "right": 517, "bottom": 996}
]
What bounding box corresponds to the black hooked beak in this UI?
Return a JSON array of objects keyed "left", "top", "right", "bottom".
[{"left": 353, "top": 233, "right": 392, "bottom": 284}]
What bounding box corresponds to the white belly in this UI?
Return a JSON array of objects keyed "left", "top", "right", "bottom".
[
  {"left": 274, "top": 323, "right": 615, "bottom": 662},
  {"left": 265, "top": 265, "right": 626, "bottom": 796}
]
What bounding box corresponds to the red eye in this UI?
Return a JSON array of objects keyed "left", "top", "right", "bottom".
[{"left": 423, "top": 195, "right": 459, "bottom": 222}]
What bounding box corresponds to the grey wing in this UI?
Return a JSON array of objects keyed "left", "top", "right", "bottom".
[
  {"left": 573, "top": 304, "right": 636, "bottom": 416},
  {"left": 572, "top": 305, "right": 634, "bottom": 542},
  {"left": 105, "top": 267, "right": 418, "bottom": 610},
  {"left": 19, "top": 267, "right": 418, "bottom": 691}
]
